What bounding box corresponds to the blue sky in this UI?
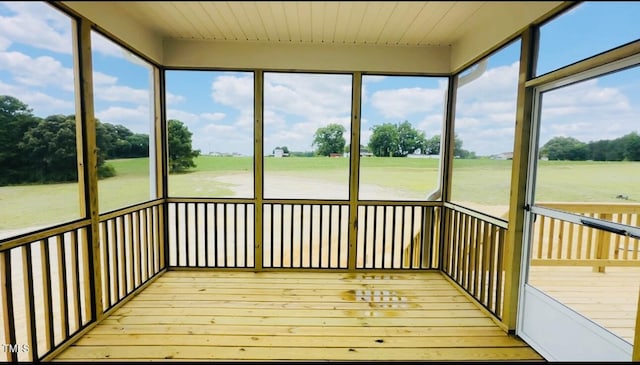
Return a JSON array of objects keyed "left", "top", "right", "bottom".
[{"left": 0, "top": 1, "right": 639, "bottom": 158}]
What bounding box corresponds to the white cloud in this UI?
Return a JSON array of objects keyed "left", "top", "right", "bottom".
[
  {"left": 454, "top": 60, "right": 640, "bottom": 156},
  {"left": 95, "top": 105, "right": 152, "bottom": 134},
  {"left": 90, "top": 29, "right": 140, "bottom": 60},
  {"left": 92, "top": 71, "right": 118, "bottom": 87},
  {"left": 166, "top": 92, "right": 185, "bottom": 106},
  {"left": 260, "top": 73, "right": 353, "bottom": 152},
  {"left": 0, "top": 80, "right": 74, "bottom": 116},
  {"left": 202, "top": 112, "right": 226, "bottom": 121},
  {"left": 166, "top": 108, "right": 200, "bottom": 126},
  {"left": 199, "top": 123, "right": 253, "bottom": 155},
  {"left": 94, "top": 84, "right": 151, "bottom": 104},
  {"left": 264, "top": 73, "right": 352, "bottom": 118},
  {"left": 0, "top": 2, "right": 72, "bottom": 54},
  {"left": 0, "top": 51, "right": 74, "bottom": 91},
  {"left": 202, "top": 123, "right": 235, "bottom": 133},
  {"left": 538, "top": 77, "right": 636, "bottom": 144},
  {"left": 454, "top": 62, "right": 520, "bottom": 155},
  {"left": 235, "top": 110, "right": 254, "bottom": 128},
  {"left": 211, "top": 74, "right": 254, "bottom": 109},
  {"left": 371, "top": 86, "right": 447, "bottom": 119}
]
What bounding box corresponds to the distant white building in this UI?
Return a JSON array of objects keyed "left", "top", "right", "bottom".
[
  {"left": 407, "top": 153, "right": 439, "bottom": 159},
  {"left": 274, "top": 148, "right": 284, "bottom": 158},
  {"left": 491, "top": 152, "right": 513, "bottom": 160}
]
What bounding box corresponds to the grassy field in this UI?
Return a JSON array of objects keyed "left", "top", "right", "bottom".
[{"left": 1, "top": 156, "right": 638, "bottom": 234}]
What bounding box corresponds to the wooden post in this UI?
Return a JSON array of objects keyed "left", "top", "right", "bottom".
[
  {"left": 73, "top": 18, "right": 103, "bottom": 321},
  {"left": 437, "top": 75, "right": 457, "bottom": 272},
  {"left": 633, "top": 287, "right": 640, "bottom": 361},
  {"left": 152, "top": 66, "right": 169, "bottom": 271},
  {"left": 254, "top": 70, "right": 264, "bottom": 271},
  {"left": 593, "top": 213, "right": 612, "bottom": 273},
  {"left": 348, "top": 72, "right": 362, "bottom": 271},
  {"left": 502, "top": 26, "right": 537, "bottom": 332}
]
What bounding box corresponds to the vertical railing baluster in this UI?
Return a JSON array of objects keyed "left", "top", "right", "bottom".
[
  {"left": 453, "top": 211, "right": 462, "bottom": 280},
  {"left": 100, "top": 222, "right": 111, "bottom": 308},
  {"left": 480, "top": 220, "right": 491, "bottom": 305},
  {"left": 268, "top": 204, "right": 274, "bottom": 268},
  {"left": 328, "top": 205, "right": 334, "bottom": 268},
  {"left": 57, "top": 234, "right": 70, "bottom": 340},
  {"left": 359, "top": 206, "right": 365, "bottom": 269},
  {"left": 40, "top": 239, "right": 54, "bottom": 352},
  {"left": 566, "top": 221, "right": 575, "bottom": 260},
  {"left": 184, "top": 203, "right": 190, "bottom": 267},
  {"left": 487, "top": 223, "right": 497, "bottom": 311},
  {"left": 110, "top": 218, "right": 119, "bottom": 301},
  {"left": 300, "top": 204, "right": 304, "bottom": 268},
  {"left": 391, "top": 206, "right": 397, "bottom": 268},
  {"left": 289, "top": 204, "right": 294, "bottom": 268},
  {"left": 212, "top": 203, "right": 218, "bottom": 267},
  {"left": 124, "top": 213, "right": 136, "bottom": 292},
  {"left": 309, "top": 205, "right": 313, "bottom": 268},
  {"left": 418, "top": 207, "right": 426, "bottom": 269},
  {"left": 279, "top": 204, "right": 284, "bottom": 267},
  {"left": 495, "top": 228, "right": 505, "bottom": 317},
  {"left": 235, "top": 203, "right": 240, "bottom": 268},
  {"left": 223, "top": 203, "right": 228, "bottom": 268},
  {"left": 319, "top": 205, "right": 324, "bottom": 268},
  {"left": 194, "top": 203, "right": 199, "bottom": 267},
  {"left": 204, "top": 203, "right": 209, "bottom": 267},
  {"left": 372, "top": 206, "right": 378, "bottom": 269},
  {"left": 23, "top": 244, "right": 37, "bottom": 361},
  {"left": 136, "top": 211, "right": 143, "bottom": 285},
  {"left": 1, "top": 252, "right": 17, "bottom": 362},
  {"left": 245, "top": 204, "right": 250, "bottom": 267},
  {"left": 145, "top": 207, "right": 158, "bottom": 279},
  {"left": 71, "top": 230, "right": 81, "bottom": 330},
  {"left": 473, "top": 217, "right": 482, "bottom": 296},
  {"left": 127, "top": 213, "right": 134, "bottom": 290},
  {"left": 338, "top": 205, "right": 344, "bottom": 268}
]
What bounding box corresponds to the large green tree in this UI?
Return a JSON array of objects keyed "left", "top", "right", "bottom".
[
  {"left": 96, "top": 121, "right": 149, "bottom": 159},
  {"left": 368, "top": 121, "right": 428, "bottom": 157},
  {"left": 0, "top": 95, "right": 39, "bottom": 184},
  {"left": 18, "top": 114, "right": 78, "bottom": 182},
  {"left": 540, "top": 136, "right": 588, "bottom": 160},
  {"left": 168, "top": 119, "right": 200, "bottom": 173},
  {"left": 312, "top": 123, "right": 346, "bottom": 156},
  {"left": 397, "top": 121, "right": 427, "bottom": 156},
  {"left": 619, "top": 132, "right": 640, "bottom": 161},
  {"left": 368, "top": 123, "right": 399, "bottom": 157}
]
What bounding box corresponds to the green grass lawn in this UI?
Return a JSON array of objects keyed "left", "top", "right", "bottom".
[{"left": 1, "top": 156, "right": 638, "bottom": 233}]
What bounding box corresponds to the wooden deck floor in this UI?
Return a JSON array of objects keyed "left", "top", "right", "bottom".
[
  {"left": 528, "top": 265, "right": 640, "bottom": 344},
  {"left": 54, "top": 270, "right": 542, "bottom": 362}
]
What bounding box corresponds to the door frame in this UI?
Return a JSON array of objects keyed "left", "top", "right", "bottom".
[{"left": 515, "top": 55, "right": 640, "bottom": 361}]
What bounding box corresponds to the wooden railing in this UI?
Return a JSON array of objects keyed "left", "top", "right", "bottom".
[
  {"left": 531, "top": 202, "right": 640, "bottom": 271},
  {"left": 167, "top": 200, "right": 255, "bottom": 268},
  {"left": 357, "top": 204, "right": 440, "bottom": 269},
  {"left": 99, "top": 201, "right": 166, "bottom": 311},
  {"left": 264, "top": 203, "right": 349, "bottom": 269},
  {"left": 167, "top": 199, "right": 439, "bottom": 271},
  {"left": 0, "top": 200, "right": 166, "bottom": 362},
  {"left": 441, "top": 204, "right": 507, "bottom": 320},
  {"left": 0, "top": 221, "right": 92, "bottom": 362}
]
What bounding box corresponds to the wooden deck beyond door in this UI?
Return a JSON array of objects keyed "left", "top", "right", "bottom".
[{"left": 54, "top": 271, "right": 542, "bottom": 361}]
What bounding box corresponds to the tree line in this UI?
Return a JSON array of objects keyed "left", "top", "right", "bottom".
[
  {"left": 540, "top": 134, "right": 640, "bottom": 161},
  {"left": 0, "top": 95, "right": 199, "bottom": 186},
  {"left": 312, "top": 121, "right": 474, "bottom": 158}
]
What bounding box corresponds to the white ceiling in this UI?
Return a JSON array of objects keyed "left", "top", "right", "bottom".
[
  {"left": 60, "top": 1, "right": 568, "bottom": 72},
  {"left": 111, "top": 1, "right": 487, "bottom": 47}
]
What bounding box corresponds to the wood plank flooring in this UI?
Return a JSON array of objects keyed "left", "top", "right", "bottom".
[
  {"left": 528, "top": 265, "right": 640, "bottom": 343},
  {"left": 54, "top": 270, "right": 542, "bottom": 362}
]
